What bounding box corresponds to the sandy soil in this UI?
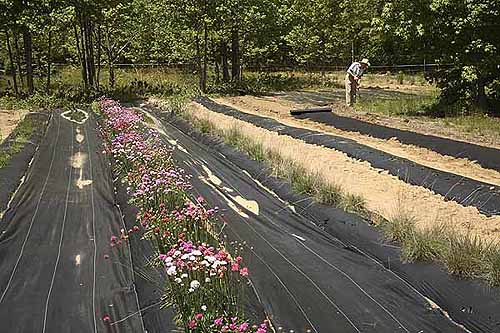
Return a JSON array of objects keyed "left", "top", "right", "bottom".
[
  {"left": 0, "top": 109, "right": 28, "bottom": 143},
  {"left": 187, "top": 101, "right": 500, "bottom": 244},
  {"left": 215, "top": 96, "right": 500, "bottom": 187}
]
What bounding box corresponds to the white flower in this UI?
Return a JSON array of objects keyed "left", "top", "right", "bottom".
[
  {"left": 181, "top": 254, "right": 190, "bottom": 260},
  {"left": 190, "top": 280, "right": 200, "bottom": 290},
  {"left": 166, "top": 266, "right": 177, "bottom": 276},
  {"left": 205, "top": 277, "right": 211, "bottom": 283},
  {"left": 201, "top": 305, "right": 207, "bottom": 311},
  {"left": 164, "top": 256, "right": 173, "bottom": 263},
  {"left": 181, "top": 273, "right": 188, "bottom": 279},
  {"left": 205, "top": 255, "right": 216, "bottom": 263},
  {"left": 201, "top": 260, "right": 209, "bottom": 266},
  {"left": 189, "top": 255, "right": 196, "bottom": 261},
  {"left": 188, "top": 288, "right": 194, "bottom": 293},
  {"left": 173, "top": 250, "right": 181, "bottom": 257},
  {"left": 210, "top": 271, "right": 216, "bottom": 277},
  {"left": 192, "top": 250, "right": 202, "bottom": 256},
  {"left": 174, "top": 278, "right": 182, "bottom": 283}
]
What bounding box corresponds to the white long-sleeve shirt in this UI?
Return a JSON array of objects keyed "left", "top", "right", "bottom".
[{"left": 347, "top": 62, "right": 365, "bottom": 78}]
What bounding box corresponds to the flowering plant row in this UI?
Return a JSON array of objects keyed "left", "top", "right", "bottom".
[{"left": 96, "top": 99, "right": 268, "bottom": 333}]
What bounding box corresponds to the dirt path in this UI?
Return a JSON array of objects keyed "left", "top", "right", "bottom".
[
  {"left": 184, "top": 100, "right": 500, "bottom": 244},
  {"left": 215, "top": 96, "right": 500, "bottom": 187},
  {"left": 0, "top": 109, "right": 28, "bottom": 143}
]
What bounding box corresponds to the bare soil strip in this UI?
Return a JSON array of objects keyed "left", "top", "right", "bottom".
[
  {"left": 215, "top": 96, "right": 500, "bottom": 186},
  {"left": 0, "top": 109, "right": 28, "bottom": 144},
  {"left": 184, "top": 101, "right": 500, "bottom": 244}
]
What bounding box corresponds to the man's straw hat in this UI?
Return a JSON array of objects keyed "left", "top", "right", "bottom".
[{"left": 360, "top": 58, "right": 371, "bottom": 66}]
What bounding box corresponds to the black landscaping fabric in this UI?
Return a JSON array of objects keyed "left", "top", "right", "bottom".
[
  {"left": 0, "top": 111, "right": 143, "bottom": 332},
  {"left": 289, "top": 107, "right": 332, "bottom": 115},
  {"left": 0, "top": 112, "right": 50, "bottom": 214},
  {"left": 115, "top": 181, "right": 179, "bottom": 332},
  {"left": 194, "top": 97, "right": 500, "bottom": 217},
  {"left": 145, "top": 109, "right": 500, "bottom": 333},
  {"left": 294, "top": 110, "right": 500, "bottom": 172}
]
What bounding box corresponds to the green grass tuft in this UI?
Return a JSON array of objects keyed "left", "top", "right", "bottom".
[
  {"left": 314, "top": 181, "right": 343, "bottom": 206},
  {"left": 341, "top": 193, "right": 367, "bottom": 215},
  {"left": 484, "top": 246, "right": 500, "bottom": 286},
  {"left": 442, "top": 233, "right": 487, "bottom": 279}
]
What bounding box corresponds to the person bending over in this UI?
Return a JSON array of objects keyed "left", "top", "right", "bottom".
[{"left": 345, "top": 58, "right": 370, "bottom": 106}]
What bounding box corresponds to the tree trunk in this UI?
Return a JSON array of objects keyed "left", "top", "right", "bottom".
[
  {"left": 477, "top": 76, "right": 487, "bottom": 109},
  {"left": 75, "top": 21, "right": 88, "bottom": 89},
  {"left": 221, "top": 40, "right": 229, "bottom": 82},
  {"left": 231, "top": 27, "right": 240, "bottom": 82},
  {"left": 95, "top": 25, "right": 102, "bottom": 89},
  {"left": 84, "top": 17, "right": 95, "bottom": 89},
  {"left": 13, "top": 32, "right": 24, "bottom": 90},
  {"left": 23, "top": 29, "right": 34, "bottom": 95},
  {"left": 46, "top": 29, "right": 52, "bottom": 93},
  {"left": 105, "top": 27, "right": 115, "bottom": 89},
  {"left": 201, "top": 20, "right": 208, "bottom": 93},
  {"left": 215, "top": 60, "right": 220, "bottom": 84},
  {"left": 5, "top": 31, "right": 19, "bottom": 95},
  {"left": 196, "top": 35, "right": 203, "bottom": 92}
]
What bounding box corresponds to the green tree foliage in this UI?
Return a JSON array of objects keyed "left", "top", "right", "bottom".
[
  {"left": 0, "top": 0, "right": 498, "bottom": 110},
  {"left": 376, "top": 0, "right": 500, "bottom": 111}
]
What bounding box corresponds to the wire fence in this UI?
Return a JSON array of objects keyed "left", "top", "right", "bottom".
[{"left": 1, "top": 62, "right": 451, "bottom": 78}]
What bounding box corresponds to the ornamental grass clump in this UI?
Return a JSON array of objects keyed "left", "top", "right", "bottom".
[{"left": 96, "top": 98, "right": 268, "bottom": 332}]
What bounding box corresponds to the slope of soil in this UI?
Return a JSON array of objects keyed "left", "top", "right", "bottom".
[
  {"left": 146, "top": 108, "right": 500, "bottom": 332},
  {"left": 214, "top": 95, "right": 500, "bottom": 187},
  {"left": 0, "top": 111, "right": 144, "bottom": 332}
]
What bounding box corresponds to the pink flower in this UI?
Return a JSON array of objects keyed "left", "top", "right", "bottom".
[
  {"left": 102, "top": 314, "right": 111, "bottom": 322},
  {"left": 194, "top": 313, "right": 203, "bottom": 320},
  {"left": 214, "top": 317, "right": 224, "bottom": 326},
  {"left": 240, "top": 267, "right": 249, "bottom": 276},
  {"left": 231, "top": 262, "right": 240, "bottom": 272},
  {"left": 238, "top": 322, "right": 249, "bottom": 332},
  {"left": 256, "top": 329, "right": 266, "bottom": 333},
  {"left": 188, "top": 320, "right": 197, "bottom": 329}
]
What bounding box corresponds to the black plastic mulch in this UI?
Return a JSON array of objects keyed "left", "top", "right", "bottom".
[
  {"left": 0, "top": 111, "right": 144, "bottom": 332},
  {"left": 145, "top": 108, "right": 500, "bottom": 333},
  {"left": 293, "top": 110, "right": 500, "bottom": 173},
  {"left": 0, "top": 112, "right": 50, "bottom": 214},
  {"left": 114, "top": 181, "right": 179, "bottom": 332},
  {"left": 194, "top": 97, "right": 500, "bottom": 217}
]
